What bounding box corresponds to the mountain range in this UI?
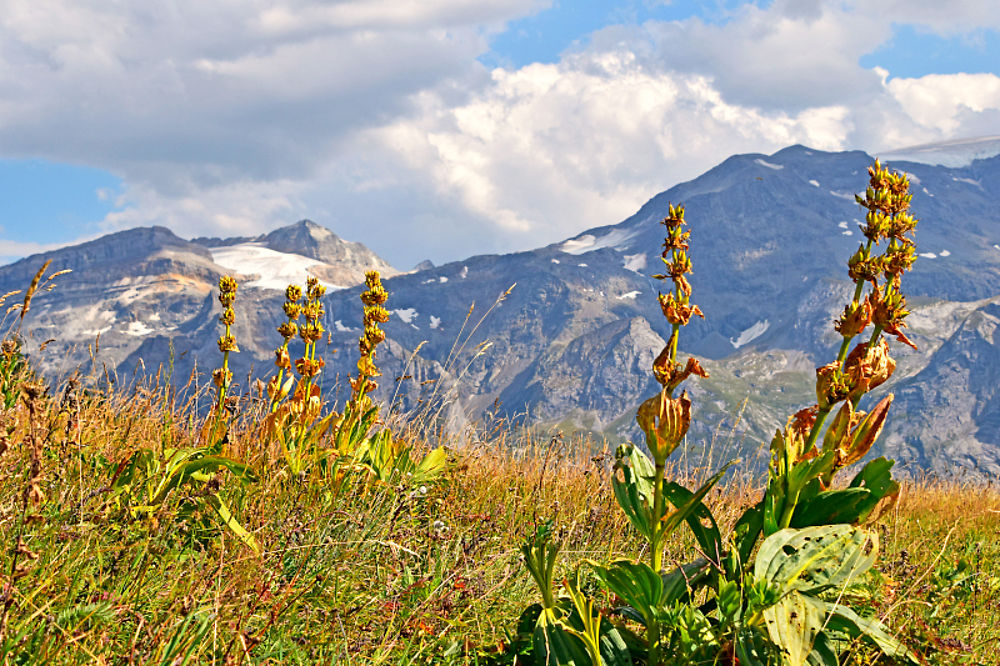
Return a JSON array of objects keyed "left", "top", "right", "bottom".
[{"left": 4, "top": 141, "right": 1000, "bottom": 478}]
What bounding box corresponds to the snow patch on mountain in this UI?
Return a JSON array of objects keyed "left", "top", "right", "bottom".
[
  {"left": 429, "top": 316, "right": 441, "bottom": 329},
  {"left": 730, "top": 320, "right": 769, "bottom": 348},
  {"left": 394, "top": 308, "right": 418, "bottom": 324},
  {"left": 623, "top": 253, "right": 646, "bottom": 273},
  {"left": 809, "top": 179, "right": 820, "bottom": 187},
  {"left": 617, "top": 291, "right": 640, "bottom": 300},
  {"left": 754, "top": 158, "right": 783, "bottom": 170},
  {"left": 952, "top": 176, "right": 983, "bottom": 189},
  {"left": 209, "top": 243, "right": 324, "bottom": 291},
  {"left": 560, "top": 229, "right": 636, "bottom": 255},
  {"left": 881, "top": 136, "right": 1000, "bottom": 168},
  {"left": 125, "top": 321, "right": 154, "bottom": 336}
]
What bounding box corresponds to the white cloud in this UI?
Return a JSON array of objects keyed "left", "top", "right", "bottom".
[{"left": 0, "top": 0, "right": 998, "bottom": 266}]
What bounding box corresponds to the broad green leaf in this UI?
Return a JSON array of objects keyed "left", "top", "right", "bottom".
[
  {"left": 414, "top": 445, "right": 448, "bottom": 483},
  {"left": 819, "top": 599, "right": 920, "bottom": 664},
  {"left": 611, "top": 445, "right": 656, "bottom": 541},
  {"left": 661, "top": 559, "right": 712, "bottom": 605},
  {"left": 590, "top": 559, "right": 663, "bottom": 628},
  {"left": 533, "top": 607, "right": 593, "bottom": 666},
  {"left": 762, "top": 591, "right": 826, "bottom": 666},
  {"left": 661, "top": 481, "right": 722, "bottom": 562},
  {"left": 755, "top": 525, "right": 877, "bottom": 595},
  {"left": 849, "top": 457, "right": 900, "bottom": 523},
  {"left": 728, "top": 500, "right": 764, "bottom": 577},
  {"left": 791, "top": 488, "right": 873, "bottom": 528}
]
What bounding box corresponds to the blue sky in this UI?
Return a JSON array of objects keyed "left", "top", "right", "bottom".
[{"left": 1, "top": 0, "right": 999, "bottom": 266}]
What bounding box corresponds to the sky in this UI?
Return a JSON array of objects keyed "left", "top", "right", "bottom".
[{"left": 1, "top": 0, "right": 999, "bottom": 268}]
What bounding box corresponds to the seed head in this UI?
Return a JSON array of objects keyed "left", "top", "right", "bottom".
[
  {"left": 217, "top": 335, "right": 239, "bottom": 353},
  {"left": 636, "top": 390, "right": 691, "bottom": 465}
]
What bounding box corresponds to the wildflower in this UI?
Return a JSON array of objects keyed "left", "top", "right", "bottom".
[
  {"left": 652, "top": 353, "right": 708, "bottom": 394},
  {"left": 815, "top": 362, "right": 850, "bottom": 410},
  {"left": 871, "top": 290, "right": 917, "bottom": 350},
  {"left": 277, "top": 321, "right": 298, "bottom": 340},
  {"left": 212, "top": 367, "right": 232, "bottom": 389},
  {"left": 834, "top": 297, "right": 872, "bottom": 337},
  {"left": 217, "top": 334, "right": 239, "bottom": 353},
  {"left": 822, "top": 394, "right": 893, "bottom": 472},
  {"left": 295, "top": 357, "right": 325, "bottom": 378},
  {"left": 658, "top": 292, "right": 704, "bottom": 326},
  {"left": 636, "top": 390, "right": 691, "bottom": 465},
  {"left": 843, "top": 338, "right": 895, "bottom": 400}
]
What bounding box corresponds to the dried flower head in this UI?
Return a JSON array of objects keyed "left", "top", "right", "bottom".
[
  {"left": 217, "top": 334, "right": 239, "bottom": 353},
  {"left": 636, "top": 390, "right": 691, "bottom": 465}
]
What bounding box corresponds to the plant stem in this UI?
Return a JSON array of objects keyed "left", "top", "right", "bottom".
[{"left": 651, "top": 461, "right": 665, "bottom": 573}]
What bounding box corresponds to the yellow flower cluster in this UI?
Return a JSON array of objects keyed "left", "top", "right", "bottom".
[{"left": 351, "top": 271, "right": 389, "bottom": 405}]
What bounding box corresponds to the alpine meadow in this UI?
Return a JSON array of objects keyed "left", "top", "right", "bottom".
[{"left": 0, "top": 154, "right": 998, "bottom": 666}]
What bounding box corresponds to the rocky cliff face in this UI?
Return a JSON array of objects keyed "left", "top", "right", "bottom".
[{"left": 5, "top": 146, "right": 1000, "bottom": 477}]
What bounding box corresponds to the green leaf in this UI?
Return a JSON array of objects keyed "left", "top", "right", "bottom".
[
  {"left": 755, "top": 525, "right": 877, "bottom": 595},
  {"left": 590, "top": 559, "right": 663, "bottom": 628},
  {"left": 791, "top": 488, "right": 873, "bottom": 528},
  {"left": 207, "top": 493, "right": 260, "bottom": 555},
  {"left": 611, "top": 445, "right": 656, "bottom": 541},
  {"left": 820, "top": 600, "right": 920, "bottom": 664},
  {"left": 661, "top": 559, "right": 712, "bottom": 605},
  {"left": 848, "top": 457, "right": 900, "bottom": 523},
  {"left": 414, "top": 445, "right": 449, "bottom": 483},
  {"left": 762, "top": 591, "right": 826, "bottom": 666},
  {"left": 728, "top": 500, "right": 764, "bottom": 577},
  {"left": 533, "top": 607, "right": 593, "bottom": 666},
  {"left": 659, "top": 463, "right": 731, "bottom": 542},
  {"left": 661, "top": 479, "right": 723, "bottom": 563},
  {"left": 561, "top": 577, "right": 633, "bottom": 666}
]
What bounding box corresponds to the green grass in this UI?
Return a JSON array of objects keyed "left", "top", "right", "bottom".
[{"left": 0, "top": 374, "right": 996, "bottom": 664}]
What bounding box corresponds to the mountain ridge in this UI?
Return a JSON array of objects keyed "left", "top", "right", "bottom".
[{"left": 4, "top": 145, "right": 1000, "bottom": 477}]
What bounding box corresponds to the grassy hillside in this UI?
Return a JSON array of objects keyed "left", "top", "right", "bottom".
[
  {"left": 0, "top": 365, "right": 996, "bottom": 664},
  {"left": 2, "top": 163, "right": 998, "bottom": 664}
]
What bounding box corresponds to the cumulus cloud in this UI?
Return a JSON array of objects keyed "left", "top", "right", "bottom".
[
  {"left": 0, "top": 0, "right": 546, "bottom": 184},
  {"left": 0, "top": 0, "right": 998, "bottom": 265}
]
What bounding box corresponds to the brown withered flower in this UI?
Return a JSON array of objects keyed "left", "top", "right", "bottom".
[
  {"left": 815, "top": 362, "right": 851, "bottom": 410},
  {"left": 834, "top": 297, "right": 872, "bottom": 337},
  {"left": 217, "top": 334, "right": 239, "bottom": 354},
  {"left": 636, "top": 390, "right": 691, "bottom": 465},
  {"left": 822, "top": 395, "right": 894, "bottom": 474},
  {"left": 212, "top": 367, "right": 232, "bottom": 389},
  {"left": 658, "top": 293, "right": 704, "bottom": 326},
  {"left": 871, "top": 289, "right": 917, "bottom": 350},
  {"left": 847, "top": 244, "right": 883, "bottom": 285},
  {"left": 790, "top": 405, "right": 818, "bottom": 439},
  {"left": 653, "top": 352, "right": 709, "bottom": 394},
  {"left": 843, "top": 338, "right": 895, "bottom": 400},
  {"left": 295, "top": 357, "right": 325, "bottom": 378},
  {"left": 277, "top": 321, "right": 298, "bottom": 340},
  {"left": 274, "top": 347, "right": 292, "bottom": 370}
]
